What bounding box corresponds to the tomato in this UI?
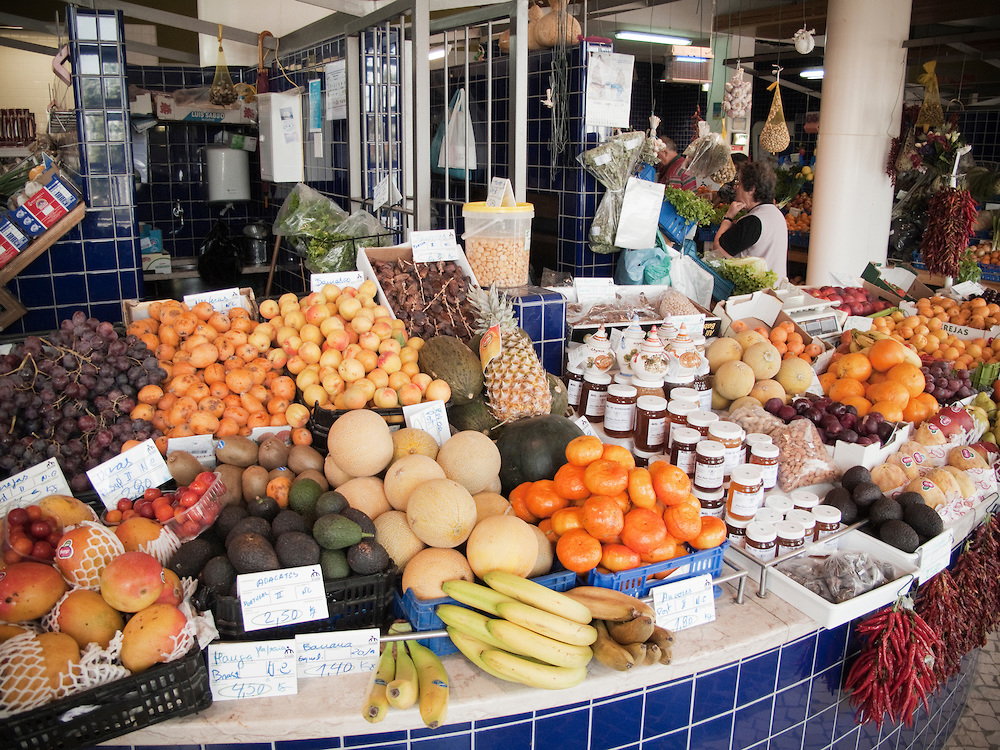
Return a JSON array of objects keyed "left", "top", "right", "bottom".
[{"left": 143, "top": 487, "right": 163, "bottom": 501}]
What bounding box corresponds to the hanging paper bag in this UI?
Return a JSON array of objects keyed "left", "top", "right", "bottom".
[
  {"left": 916, "top": 61, "right": 945, "bottom": 129},
  {"left": 760, "top": 81, "right": 790, "bottom": 153},
  {"left": 614, "top": 176, "right": 665, "bottom": 249}
]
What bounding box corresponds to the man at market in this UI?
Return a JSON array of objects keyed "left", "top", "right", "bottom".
[
  {"left": 712, "top": 161, "right": 788, "bottom": 279},
  {"left": 655, "top": 137, "right": 696, "bottom": 191}
]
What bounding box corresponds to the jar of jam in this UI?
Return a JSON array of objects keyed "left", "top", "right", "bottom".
[
  {"left": 749, "top": 443, "right": 779, "bottom": 491},
  {"left": 708, "top": 421, "right": 745, "bottom": 481},
  {"left": 725, "top": 514, "right": 750, "bottom": 548},
  {"left": 791, "top": 490, "right": 820, "bottom": 512},
  {"left": 764, "top": 495, "right": 793, "bottom": 516},
  {"left": 786, "top": 509, "right": 817, "bottom": 542},
  {"left": 693, "top": 440, "right": 725, "bottom": 493},
  {"left": 744, "top": 432, "right": 773, "bottom": 463},
  {"left": 579, "top": 372, "right": 612, "bottom": 422},
  {"left": 812, "top": 505, "right": 843, "bottom": 551},
  {"left": 634, "top": 396, "right": 668, "bottom": 452},
  {"left": 687, "top": 410, "right": 719, "bottom": 439},
  {"left": 669, "top": 427, "right": 701, "bottom": 478},
  {"left": 694, "top": 486, "right": 725, "bottom": 517},
  {"left": 726, "top": 464, "right": 764, "bottom": 522},
  {"left": 565, "top": 363, "right": 584, "bottom": 411},
  {"left": 694, "top": 359, "right": 713, "bottom": 411},
  {"left": 666, "top": 400, "right": 697, "bottom": 450},
  {"left": 745, "top": 521, "right": 777, "bottom": 561},
  {"left": 669, "top": 387, "right": 699, "bottom": 405},
  {"left": 775, "top": 520, "right": 806, "bottom": 557},
  {"left": 633, "top": 377, "right": 665, "bottom": 400},
  {"left": 633, "top": 448, "right": 660, "bottom": 468},
  {"left": 753, "top": 507, "right": 784, "bottom": 526},
  {"left": 603, "top": 384, "right": 638, "bottom": 438}
]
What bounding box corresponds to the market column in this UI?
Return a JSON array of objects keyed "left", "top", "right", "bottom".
[{"left": 806, "top": 0, "right": 911, "bottom": 285}]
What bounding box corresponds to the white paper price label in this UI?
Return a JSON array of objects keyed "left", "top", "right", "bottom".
[
  {"left": 574, "top": 415, "right": 598, "bottom": 437},
  {"left": 86, "top": 440, "right": 171, "bottom": 509},
  {"left": 311, "top": 271, "right": 365, "bottom": 292},
  {"left": 918, "top": 529, "right": 954, "bottom": 584},
  {"left": 236, "top": 565, "right": 329, "bottom": 632},
  {"left": 207, "top": 640, "right": 298, "bottom": 701},
  {"left": 183, "top": 287, "right": 243, "bottom": 312},
  {"left": 411, "top": 229, "right": 461, "bottom": 262},
  {"left": 403, "top": 400, "right": 450, "bottom": 447},
  {"left": 167, "top": 435, "right": 216, "bottom": 469},
  {"left": 295, "top": 628, "right": 379, "bottom": 679},
  {"left": 0, "top": 459, "right": 73, "bottom": 514},
  {"left": 652, "top": 573, "right": 716, "bottom": 632}
]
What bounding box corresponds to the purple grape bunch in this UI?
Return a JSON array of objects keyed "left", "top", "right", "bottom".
[
  {"left": 0, "top": 312, "right": 167, "bottom": 493},
  {"left": 763, "top": 394, "right": 900, "bottom": 447}
]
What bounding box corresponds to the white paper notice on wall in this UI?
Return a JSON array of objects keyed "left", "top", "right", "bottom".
[
  {"left": 311, "top": 271, "right": 365, "bottom": 292},
  {"left": 207, "top": 640, "right": 298, "bottom": 701},
  {"left": 411, "top": 229, "right": 461, "bottom": 262},
  {"left": 651, "top": 573, "right": 716, "bottom": 632},
  {"left": 183, "top": 287, "right": 243, "bottom": 312},
  {"left": 167, "top": 435, "right": 216, "bottom": 469},
  {"left": 0, "top": 459, "right": 73, "bottom": 514},
  {"left": 403, "top": 401, "right": 450, "bottom": 446},
  {"left": 295, "top": 628, "right": 380, "bottom": 679},
  {"left": 585, "top": 49, "right": 634, "bottom": 128},
  {"left": 86, "top": 439, "right": 172, "bottom": 509},
  {"left": 236, "top": 564, "right": 329, "bottom": 633}
]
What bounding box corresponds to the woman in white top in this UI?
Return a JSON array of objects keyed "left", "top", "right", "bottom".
[{"left": 712, "top": 161, "right": 788, "bottom": 279}]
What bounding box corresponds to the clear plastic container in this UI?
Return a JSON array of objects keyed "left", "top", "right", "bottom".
[{"left": 462, "top": 202, "right": 534, "bottom": 287}]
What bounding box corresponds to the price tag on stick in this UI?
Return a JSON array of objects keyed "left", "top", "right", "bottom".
[
  {"left": 207, "top": 640, "right": 298, "bottom": 701},
  {"left": 295, "top": 628, "right": 380, "bottom": 679},
  {"left": 651, "top": 573, "right": 716, "bottom": 632}
]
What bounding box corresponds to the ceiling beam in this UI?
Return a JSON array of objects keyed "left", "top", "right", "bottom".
[{"left": 0, "top": 36, "right": 58, "bottom": 56}]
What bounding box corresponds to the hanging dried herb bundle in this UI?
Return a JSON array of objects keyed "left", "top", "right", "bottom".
[{"left": 919, "top": 187, "right": 978, "bottom": 277}]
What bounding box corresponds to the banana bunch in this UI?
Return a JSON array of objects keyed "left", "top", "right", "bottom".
[
  {"left": 565, "top": 586, "right": 673, "bottom": 670},
  {"left": 363, "top": 640, "right": 450, "bottom": 728},
  {"left": 439, "top": 571, "right": 597, "bottom": 690},
  {"left": 849, "top": 329, "right": 923, "bottom": 367}
]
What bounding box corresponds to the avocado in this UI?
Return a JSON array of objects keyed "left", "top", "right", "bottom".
[
  {"left": 247, "top": 495, "right": 281, "bottom": 522},
  {"left": 868, "top": 497, "right": 904, "bottom": 529},
  {"left": 227, "top": 532, "right": 280, "bottom": 574},
  {"left": 275, "top": 531, "right": 322, "bottom": 568},
  {"left": 320, "top": 548, "right": 351, "bottom": 580},
  {"left": 852, "top": 481, "right": 882, "bottom": 510},
  {"left": 271, "top": 508, "right": 309, "bottom": 537},
  {"left": 215, "top": 504, "right": 249, "bottom": 541},
  {"left": 168, "top": 537, "right": 216, "bottom": 579},
  {"left": 841, "top": 465, "right": 872, "bottom": 493},
  {"left": 312, "top": 513, "right": 369, "bottom": 550},
  {"left": 895, "top": 491, "right": 925, "bottom": 508},
  {"left": 340, "top": 507, "right": 376, "bottom": 536},
  {"left": 200, "top": 555, "right": 237, "bottom": 596},
  {"left": 288, "top": 478, "right": 324, "bottom": 518},
  {"left": 904, "top": 503, "right": 944, "bottom": 539},
  {"left": 315, "top": 491, "right": 349, "bottom": 517},
  {"left": 879, "top": 520, "right": 920, "bottom": 553},
  {"left": 226, "top": 516, "right": 274, "bottom": 547},
  {"left": 346, "top": 539, "right": 391, "bottom": 575}
]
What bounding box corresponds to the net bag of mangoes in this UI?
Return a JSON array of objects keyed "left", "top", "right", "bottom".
[{"left": 760, "top": 80, "right": 790, "bottom": 154}]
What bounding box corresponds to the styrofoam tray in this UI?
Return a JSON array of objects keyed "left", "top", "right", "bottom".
[{"left": 726, "top": 530, "right": 920, "bottom": 629}]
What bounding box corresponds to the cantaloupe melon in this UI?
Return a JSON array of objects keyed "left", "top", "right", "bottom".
[
  {"left": 401, "top": 547, "right": 474, "bottom": 599},
  {"left": 327, "top": 409, "right": 394, "bottom": 477},
  {"left": 749, "top": 379, "right": 786, "bottom": 404},
  {"left": 706, "top": 337, "right": 743, "bottom": 373},
  {"left": 733, "top": 329, "right": 767, "bottom": 351},
  {"left": 373, "top": 510, "right": 426, "bottom": 570},
  {"left": 472, "top": 491, "right": 512, "bottom": 525},
  {"left": 383, "top": 454, "right": 446, "bottom": 511},
  {"left": 406, "top": 478, "right": 478, "bottom": 548},
  {"left": 714, "top": 360, "right": 756, "bottom": 401},
  {"left": 436, "top": 431, "right": 502, "bottom": 494},
  {"left": 528, "top": 525, "right": 554, "bottom": 578},
  {"left": 336, "top": 476, "right": 391, "bottom": 520},
  {"left": 775, "top": 357, "right": 814, "bottom": 395},
  {"left": 742, "top": 342, "right": 781, "bottom": 380},
  {"left": 465, "top": 515, "right": 538, "bottom": 579}
]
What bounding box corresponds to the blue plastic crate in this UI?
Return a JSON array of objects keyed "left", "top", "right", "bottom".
[
  {"left": 393, "top": 568, "right": 579, "bottom": 656},
  {"left": 659, "top": 199, "right": 697, "bottom": 245},
  {"left": 586, "top": 542, "right": 728, "bottom": 598}
]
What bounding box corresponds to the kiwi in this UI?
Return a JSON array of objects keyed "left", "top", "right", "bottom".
[
  {"left": 215, "top": 435, "right": 259, "bottom": 467},
  {"left": 215, "top": 504, "right": 249, "bottom": 540},
  {"left": 242, "top": 465, "right": 270, "bottom": 503},
  {"left": 904, "top": 503, "right": 944, "bottom": 539},
  {"left": 841, "top": 465, "right": 873, "bottom": 493},
  {"left": 214, "top": 463, "right": 244, "bottom": 506},
  {"left": 852, "top": 482, "right": 882, "bottom": 510},
  {"left": 288, "top": 444, "right": 324, "bottom": 475},
  {"left": 275, "top": 531, "right": 322, "bottom": 567},
  {"left": 247, "top": 495, "right": 281, "bottom": 522},
  {"left": 226, "top": 516, "right": 273, "bottom": 547},
  {"left": 879, "top": 519, "right": 920, "bottom": 553},
  {"left": 167, "top": 450, "right": 203, "bottom": 486},
  {"left": 257, "top": 437, "right": 291, "bottom": 471},
  {"left": 868, "top": 497, "right": 904, "bottom": 529}
]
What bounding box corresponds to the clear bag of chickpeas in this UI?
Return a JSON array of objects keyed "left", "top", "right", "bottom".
[{"left": 462, "top": 202, "right": 534, "bottom": 287}]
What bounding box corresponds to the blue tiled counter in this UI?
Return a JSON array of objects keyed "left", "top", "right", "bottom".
[{"left": 101, "top": 581, "right": 974, "bottom": 750}]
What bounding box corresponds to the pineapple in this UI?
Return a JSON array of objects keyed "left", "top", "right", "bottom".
[{"left": 468, "top": 286, "right": 552, "bottom": 423}]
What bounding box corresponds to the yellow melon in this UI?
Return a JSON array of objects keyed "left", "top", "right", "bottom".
[
  {"left": 326, "top": 409, "right": 394, "bottom": 477},
  {"left": 401, "top": 548, "right": 474, "bottom": 600},
  {"left": 373, "top": 510, "right": 426, "bottom": 570},
  {"left": 436, "top": 431, "right": 502, "bottom": 494},
  {"left": 336, "top": 476, "right": 391, "bottom": 520},
  {"left": 706, "top": 337, "right": 743, "bottom": 373},
  {"left": 406, "top": 478, "right": 478, "bottom": 548},
  {"left": 383, "top": 454, "right": 446, "bottom": 511},
  {"left": 775, "top": 357, "right": 815, "bottom": 395},
  {"left": 714, "top": 360, "right": 756, "bottom": 401},
  {"left": 742, "top": 341, "right": 781, "bottom": 380},
  {"left": 749, "top": 379, "right": 787, "bottom": 405},
  {"left": 391, "top": 428, "right": 440, "bottom": 462},
  {"left": 465, "top": 515, "right": 538, "bottom": 579},
  {"left": 472, "top": 491, "right": 512, "bottom": 525}
]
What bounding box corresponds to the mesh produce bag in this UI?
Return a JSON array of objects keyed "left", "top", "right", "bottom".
[
  {"left": 916, "top": 61, "right": 945, "bottom": 129},
  {"left": 209, "top": 28, "right": 238, "bottom": 106},
  {"left": 760, "top": 81, "right": 790, "bottom": 154}
]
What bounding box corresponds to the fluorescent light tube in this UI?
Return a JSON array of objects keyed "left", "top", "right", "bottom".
[{"left": 615, "top": 30, "right": 691, "bottom": 46}]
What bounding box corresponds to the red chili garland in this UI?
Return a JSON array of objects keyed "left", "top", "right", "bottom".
[{"left": 920, "top": 187, "right": 979, "bottom": 277}]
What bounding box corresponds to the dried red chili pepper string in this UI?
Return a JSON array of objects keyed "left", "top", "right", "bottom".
[{"left": 920, "top": 186, "right": 979, "bottom": 277}]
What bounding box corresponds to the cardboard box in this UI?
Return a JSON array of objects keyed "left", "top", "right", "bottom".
[
  {"left": 861, "top": 262, "right": 933, "bottom": 305},
  {"left": 122, "top": 287, "right": 257, "bottom": 325},
  {"left": 153, "top": 92, "right": 257, "bottom": 125}
]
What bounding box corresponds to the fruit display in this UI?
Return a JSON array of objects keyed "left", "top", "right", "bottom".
[
  {"left": 0, "top": 313, "right": 166, "bottom": 494},
  {"left": 804, "top": 285, "right": 894, "bottom": 316}
]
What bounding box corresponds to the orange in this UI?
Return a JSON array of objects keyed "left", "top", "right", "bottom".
[
  {"left": 583, "top": 459, "right": 629, "bottom": 496},
  {"left": 523, "top": 480, "right": 569, "bottom": 520},
  {"left": 886, "top": 363, "right": 926, "bottom": 399},
  {"left": 649, "top": 462, "right": 692, "bottom": 505},
  {"left": 868, "top": 338, "right": 908, "bottom": 373},
  {"left": 509, "top": 482, "right": 538, "bottom": 524},
  {"left": 556, "top": 528, "right": 603, "bottom": 574},
  {"left": 835, "top": 352, "right": 872, "bottom": 382},
  {"left": 663, "top": 503, "right": 702, "bottom": 543},
  {"left": 600, "top": 543, "right": 642, "bottom": 572},
  {"left": 581, "top": 495, "right": 625, "bottom": 541},
  {"left": 620, "top": 507, "right": 668, "bottom": 554},
  {"left": 840, "top": 395, "right": 872, "bottom": 417},
  {"left": 870, "top": 401, "right": 904, "bottom": 422},
  {"left": 601, "top": 444, "right": 636, "bottom": 470},
  {"left": 565, "top": 435, "right": 604, "bottom": 467},
  {"left": 550, "top": 506, "right": 585, "bottom": 537},
  {"left": 866, "top": 380, "right": 910, "bottom": 408},
  {"left": 690, "top": 516, "right": 727, "bottom": 550},
  {"left": 552, "top": 463, "right": 590, "bottom": 502},
  {"left": 829, "top": 378, "right": 866, "bottom": 402},
  {"left": 626, "top": 467, "right": 657, "bottom": 509}
]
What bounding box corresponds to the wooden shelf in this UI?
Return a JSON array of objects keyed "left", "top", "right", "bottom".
[{"left": 0, "top": 203, "right": 87, "bottom": 286}]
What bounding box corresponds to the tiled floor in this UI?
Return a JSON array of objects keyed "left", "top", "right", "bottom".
[{"left": 943, "top": 629, "right": 1000, "bottom": 749}]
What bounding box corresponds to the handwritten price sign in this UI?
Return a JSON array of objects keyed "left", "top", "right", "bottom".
[
  {"left": 236, "top": 565, "right": 329, "bottom": 633},
  {"left": 86, "top": 439, "right": 171, "bottom": 509},
  {"left": 295, "top": 628, "right": 379, "bottom": 679},
  {"left": 207, "top": 640, "right": 298, "bottom": 701},
  {"left": 651, "top": 573, "right": 716, "bottom": 632},
  {"left": 0, "top": 459, "right": 73, "bottom": 514}
]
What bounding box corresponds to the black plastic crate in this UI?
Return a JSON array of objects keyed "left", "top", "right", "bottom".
[
  {"left": 209, "top": 568, "right": 399, "bottom": 641},
  {"left": 2, "top": 646, "right": 211, "bottom": 750}
]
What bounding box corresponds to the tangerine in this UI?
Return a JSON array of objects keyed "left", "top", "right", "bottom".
[{"left": 556, "top": 528, "right": 603, "bottom": 574}]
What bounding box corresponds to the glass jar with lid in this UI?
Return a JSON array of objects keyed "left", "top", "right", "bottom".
[
  {"left": 708, "top": 421, "right": 745, "bottom": 481},
  {"left": 726, "top": 465, "right": 764, "bottom": 522}
]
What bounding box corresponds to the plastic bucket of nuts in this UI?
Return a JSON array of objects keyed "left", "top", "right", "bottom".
[{"left": 462, "top": 202, "right": 534, "bottom": 287}]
